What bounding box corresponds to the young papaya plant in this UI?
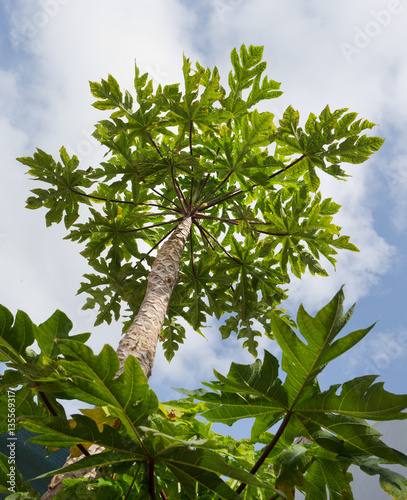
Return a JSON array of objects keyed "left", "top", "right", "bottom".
[{"left": 1, "top": 290, "right": 407, "bottom": 498}]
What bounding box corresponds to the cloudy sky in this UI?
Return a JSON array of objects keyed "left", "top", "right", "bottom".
[{"left": 1, "top": 0, "right": 406, "bottom": 497}]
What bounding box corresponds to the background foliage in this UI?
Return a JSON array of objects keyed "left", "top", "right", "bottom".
[
  {"left": 17, "top": 44, "right": 381, "bottom": 357},
  {"left": 1, "top": 290, "right": 407, "bottom": 498}
]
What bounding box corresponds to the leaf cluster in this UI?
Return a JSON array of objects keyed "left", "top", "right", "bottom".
[
  {"left": 17, "top": 44, "right": 383, "bottom": 358},
  {"left": 1, "top": 289, "right": 407, "bottom": 499}
]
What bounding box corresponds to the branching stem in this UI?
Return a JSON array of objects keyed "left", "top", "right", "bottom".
[
  {"left": 196, "top": 170, "right": 234, "bottom": 211},
  {"left": 195, "top": 214, "right": 239, "bottom": 225},
  {"left": 193, "top": 220, "right": 215, "bottom": 251},
  {"left": 199, "top": 188, "right": 242, "bottom": 211},
  {"left": 265, "top": 154, "right": 306, "bottom": 182},
  {"left": 118, "top": 218, "right": 183, "bottom": 234},
  {"left": 124, "top": 465, "right": 140, "bottom": 500},
  {"left": 36, "top": 386, "right": 90, "bottom": 458},
  {"left": 148, "top": 459, "right": 156, "bottom": 500},
  {"left": 199, "top": 154, "right": 307, "bottom": 212},
  {"left": 189, "top": 120, "right": 193, "bottom": 156},
  {"left": 150, "top": 187, "right": 183, "bottom": 211},
  {"left": 195, "top": 214, "right": 290, "bottom": 236},
  {"left": 256, "top": 229, "right": 290, "bottom": 237},
  {"left": 171, "top": 164, "right": 188, "bottom": 213},
  {"left": 195, "top": 222, "right": 241, "bottom": 265},
  {"left": 236, "top": 410, "right": 293, "bottom": 495},
  {"left": 189, "top": 177, "right": 194, "bottom": 206},
  {"left": 136, "top": 202, "right": 182, "bottom": 213},
  {"left": 68, "top": 187, "right": 134, "bottom": 205},
  {"left": 69, "top": 187, "right": 181, "bottom": 214},
  {"left": 192, "top": 173, "right": 210, "bottom": 205},
  {"left": 147, "top": 132, "right": 164, "bottom": 158}
]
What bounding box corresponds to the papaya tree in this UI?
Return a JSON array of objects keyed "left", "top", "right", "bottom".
[
  {"left": 16, "top": 44, "right": 380, "bottom": 377},
  {"left": 0, "top": 44, "right": 405, "bottom": 499}
]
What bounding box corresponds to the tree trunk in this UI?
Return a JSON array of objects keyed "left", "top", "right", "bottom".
[
  {"left": 41, "top": 217, "right": 192, "bottom": 499},
  {"left": 116, "top": 216, "right": 192, "bottom": 378}
]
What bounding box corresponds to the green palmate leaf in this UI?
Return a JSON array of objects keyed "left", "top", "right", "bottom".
[
  {"left": 77, "top": 258, "right": 150, "bottom": 327},
  {"left": 18, "top": 147, "right": 93, "bottom": 229},
  {"left": 355, "top": 456, "right": 407, "bottom": 500},
  {"left": 0, "top": 306, "right": 90, "bottom": 373},
  {"left": 34, "top": 310, "right": 90, "bottom": 360},
  {"left": 303, "top": 413, "right": 407, "bottom": 466},
  {"left": 295, "top": 375, "right": 407, "bottom": 421},
  {"left": 176, "top": 57, "right": 225, "bottom": 125},
  {"left": 90, "top": 74, "right": 131, "bottom": 114},
  {"left": 273, "top": 444, "right": 309, "bottom": 497},
  {"left": 159, "top": 447, "right": 280, "bottom": 499},
  {"left": 162, "top": 316, "right": 186, "bottom": 362},
  {"left": 0, "top": 307, "right": 93, "bottom": 436},
  {"left": 176, "top": 289, "right": 407, "bottom": 497},
  {"left": 270, "top": 287, "right": 373, "bottom": 403},
  {"left": 267, "top": 289, "right": 407, "bottom": 465},
  {"left": 301, "top": 448, "right": 354, "bottom": 500},
  {"left": 54, "top": 340, "right": 158, "bottom": 435},
  {"left": 223, "top": 44, "right": 282, "bottom": 117},
  {"left": 19, "top": 414, "right": 136, "bottom": 455},
  {"left": 179, "top": 350, "right": 288, "bottom": 426},
  {"left": 28, "top": 450, "right": 137, "bottom": 480},
  {"left": 0, "top": 384, "right": 44, "bottom": 434},
  {"left": 181, "top": 256, "right": 230, "bottom": 322},
  {"left": 0, "top": 306, "right": 33, "bottom": 363},
  {"left": 275, "top": 104, "right": 384, "bottom": 181},
  {"left": 259, "top": 186, "right": 353, "bottom": 277}
]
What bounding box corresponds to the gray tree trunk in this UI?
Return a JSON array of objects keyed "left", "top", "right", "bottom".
[
  {"left": 41, "top": 217, "right": 192, "bottom": 499},
  {"left": 116, "top": 216, "right": 192, "bottom": 378}
]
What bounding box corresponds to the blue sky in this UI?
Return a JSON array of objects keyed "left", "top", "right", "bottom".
[{"left": 1, "top": 1, "right": 406, "bottom": 497}]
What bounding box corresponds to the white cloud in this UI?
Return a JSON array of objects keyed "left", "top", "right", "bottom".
[
  {"left": 346, "top": 328, "right": 407, "bottom": 380},
  {"left": 378, "top": 152, "right": 407, "bottom": 231},
  {"left": 1, "top": 0, "right": 196, "bottom": 326},
  {"left": 199, "top": 0, "right": 406, "bottom": 310},
  {"left": 284, "top": 160, "right": 395, "bottom": 312},
  {"left": 151, "top": 319, "right": 255, "bottom": 396}
]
